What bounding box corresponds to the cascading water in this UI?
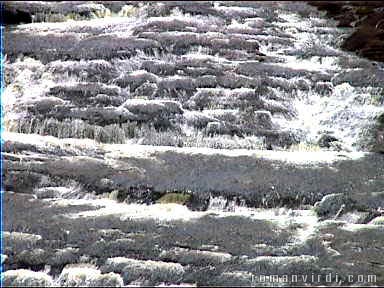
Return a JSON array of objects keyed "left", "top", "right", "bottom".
[
  {"left": 2, "top": 1, "right": 384, "bottom": 287},
  {"left": 4, "top": 2, "right": 383, "bottom": 151}
]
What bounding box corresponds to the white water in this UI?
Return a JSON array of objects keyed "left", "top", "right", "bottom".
[{"left": 4, "top": 2, "right": 383, "bottom": 151}]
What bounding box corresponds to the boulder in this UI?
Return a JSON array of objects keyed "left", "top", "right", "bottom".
[
  {"left": 183, "top": 111, "right": 219, "bottom": 129},
  {"left": 120, "top": 258, "right": 184, "bottom": 285},
  {"left": 205, "top": 121, "right": 243, "bottom": 137},
  {"left": 317, "top": 134, "right": 339, "bottom": 148},
  {"left": 15, "top": 249, "right": 50, "bottom": 267},
  {"left": 121, "top": 99, "right": 183, "bottom": 118},
  {"left": 314, "top": 193, "right": 351, "bottom": 218},
  {"left": 2, "top": 269, "right": 53, "bottom": 287},
  {"left": 57, "top": 264, "right": 123, "bottom": 287},
  {"left": 114, "top": 70, "right": 159, "bottom": 90}
]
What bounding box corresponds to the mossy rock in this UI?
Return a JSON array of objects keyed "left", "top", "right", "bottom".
[{"left": 156, "top": 193, "right": 192, "bottom": 205}]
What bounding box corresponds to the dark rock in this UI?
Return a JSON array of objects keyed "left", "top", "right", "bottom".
[
  {"left": 309, "top": 2, "right": 384, "bottom": 63},
  {"left": 114, "top": 71, "right": 159, "bottom": 90},
  {"left": 2, "top": 8, "right": 33, "bottom": 25},
  {"left": 183, "top": 111, "right": 219, "bottom": 129},
  {"left": 121, "top": 99, "right": 183, "bottom": 119},
  {"left": 314, "top": 191, "right": 384, "bottom": 220},
  {"left": 314, "top": 193, "right": 350, "bottom": 218},
  {"left": 205, "top": 121, "right": 243, "bottom": 138},
  {"left": 314, "top": 82, "right": 333, "bottom": 96},
  {"left": 318, "top": 134, "right": 339, "bottom": 148},
  {"left": 16, "top": 249, "right": 50, "bottom": 267}
]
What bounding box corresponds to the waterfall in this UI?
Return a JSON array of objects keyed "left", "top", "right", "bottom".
[{"left": 3, "top": 1, "right": 384, "bottom": 286}]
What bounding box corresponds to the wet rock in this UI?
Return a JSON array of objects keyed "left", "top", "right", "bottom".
[
  {"left": 315, "top": 191, "right": 384, "bottom": 220},
  {"left": 156, "top": 76, "right": 197, "bottom": 98},
  {"left": 5, "top": 30, "right": 160, "bottom": 61},
  {"left": 349, "top": 191, "right": 384, "bottom": 212},
  {"left": 263, "top": 130, "right": 300, "bottom": 149},
  {"left": 121, "top": 259, "right": 184, "bottom": 285},
  {"left": 186, "top": 193, "right": 210, "bottom": 211},
  {"left": 133, "top": 17, "right": 207, "bottom": 34},
  {"left": 74, "top": 3, "right": 111, "bottom": 18},
  {"left": 310, "top": 2, "right": 384, "bottom": 62},
  {"left": 75, "top": 35, "right": 160, "bottom": 60},
  {"left": 236, "top": 62, "right": 316, "bottom": 79},
  {"left": 66, "top": 107, "right": 136, "bottom": 126},
  {"left": 314, "top": 193, "right": 350, "bottom": 218},
  {"left": 3, "top": 1, "right": 112, "bottom": 24},
  {"left": 48, "top": 247, "right": 80, "bottom": 267},
  {"left": 21, "top": 97, "right": 66, "bottom": 114},
  {"left": 187, "top": 89, "right": 222, "bottom": 111},
  {"left": 89, "top": 94, "right": 125, "bottom": 107},
  {"left": 49, "top": 83, "right": 121, "bottom": 103},
  {"left": 3, "top": 170, "right": 46, "bottom": 193},
  {"left": 133, "top": 83, "right": 158, "bottom": 98},
  {"left": 114, "top": 70, "right": 159, "bottom": 90},
  {"left": 141, "top": 60, "right": 176, "bottom": 76},
  {"left": 87, "top": 239, "right": 136, "bottom": 259},
  {"left": 334, "top": 9, "right": 357, "bottom": 28},
  {"left": 317, "top": 134, "right": 339, "bottom": 148},
  {"left": 4, "top": 31, "right": 81, "bottom": 61},
  {"left": 337, "top": 211, "right": 375, "bottom": 224},
  {"left": 159, "top": 248, "right": 232, "bottom": 266},
  {"left": 102, "top": 257, "right": 185, "bottom": 285},
  {"left": 244, "top": 110, "right": 274, "bottom": 131},
  {"left": 217, "top": 73, "right": 261, "bottom": 89},
  {"left": 138, "top": 31, "right": 200, "bottom": 50},
  {"left": 314, "top": 82, "right": 333, "bottom": 96},
  {"left": 309, "top": 220, "right": 384, "bottom": 284},
  {"left": 332, "top": 68, "right": 384, "bottom": 88},
  {"left": 195, "top": 75, "right": 218, "bottom": 88},
  {"left": 57, "top": 264, "right": 123, "bottom": 287},
  {"left": 2, "top": 269, "right": 53, "bottom": 287},
  {"left": 3, "top": 232, "right": 43, "bottom": 254},
  {"left": 16, "top": 249, "right": 50, "bottom": 267},
  {"left": 47, "top": 60, "right": 118, "bottom": 82},
  {"left": 354, "top": 112, "right": 384, "bottom": 153},
  {"left": 205, "top": 121, "right": 243, "bottom": 137},
  {"left": 121, "top": 99, "right": 183, "bottom": 120},
  {"left": 203, "top": 109, "right": 238, "bottom": 124},
  {"left": 3, "top": 6, "right": 33, "bottom": 24},
  {"left": 183, "top": 111, "right": 218, "bottom": 129},
  {"left": 342, "top": 21, "right": 384, "bottom": 62},
  {"left": 4, "top": 132, "right": 384, "bottom": 208}
]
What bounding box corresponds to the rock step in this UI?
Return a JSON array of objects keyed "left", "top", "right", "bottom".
[{"left": 3, "top": 132, "right": 384, "bottom": 209}]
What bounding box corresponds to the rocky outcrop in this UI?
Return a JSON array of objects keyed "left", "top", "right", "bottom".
[
  {"left": 310, "top": 1, "right": 384, "bottom": 62},
  {"left": 4, "top": 132, "right": 384, "bottom": 208}
]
